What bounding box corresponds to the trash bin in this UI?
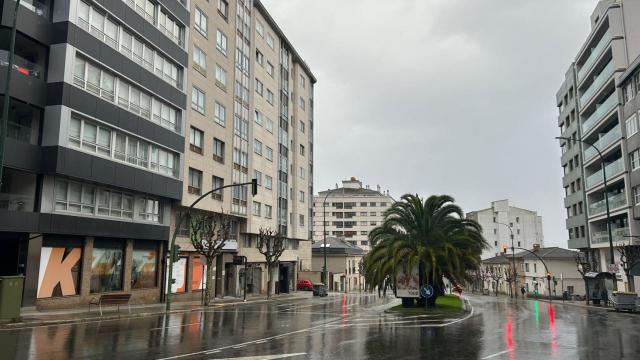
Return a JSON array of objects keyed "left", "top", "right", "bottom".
[{"left": 0, "top": 276, "right": 24, "bottom": 320}]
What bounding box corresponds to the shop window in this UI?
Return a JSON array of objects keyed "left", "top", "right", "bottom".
[
  {"left": 90, "top": 245, "right": 124, "bottom": 293},
  {"left": 131, "top": 243, "right": 158, "bottom": 289}
]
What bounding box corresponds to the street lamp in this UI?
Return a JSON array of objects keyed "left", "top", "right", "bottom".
[
  {"left": 494, "top": 220, "right": 517, "bottom": 298},
  {"left": 322, "top": 187, "right": 340, "bottom": 286},
  {"left": 556, "top": 137, "right": 616, "bottom": 272}
]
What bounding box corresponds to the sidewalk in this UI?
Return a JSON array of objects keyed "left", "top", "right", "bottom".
[{"left": 0, "top": 292, "right": 312, "bottom": 330}]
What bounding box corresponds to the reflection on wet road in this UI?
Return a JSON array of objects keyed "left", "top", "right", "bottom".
[{"left": 1, "top": 293, "right": 639, "bottom": 359}]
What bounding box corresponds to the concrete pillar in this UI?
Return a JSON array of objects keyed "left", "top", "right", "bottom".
[
  {"left": 22, "top": 233, "right": 42, "bottom": 307},
  {"left": 80, "top": 237, "right": 94, "bottom": 300},
  {"left": 122, "top": 239, "right": 133, "bottom": 292}
]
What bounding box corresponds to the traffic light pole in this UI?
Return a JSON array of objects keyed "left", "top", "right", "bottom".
[
  {"left": 514, "top": 247, "right": 552, "bottom": 303},
  {"left": 165, "top": 180, "right": 257, "bottom": 316}
]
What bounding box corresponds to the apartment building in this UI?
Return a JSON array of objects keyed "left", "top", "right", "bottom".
[
  {"left": 466, "top": 200, "right": 544, "bottom": 260},
  {"left": 170, "top": 0, "right": 316, "bottom": 300},
  {"left": 0, "top": 0, "right": 188, "bottom": 308},
  {"left": 313, "top": 178, "right": 394, "bottom": 252},
  {"left": 556, "top": 0, "right": 640, "bottom": 291}
]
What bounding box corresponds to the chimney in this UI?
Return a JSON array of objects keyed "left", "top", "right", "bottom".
[{"left": 533, "top": 244, "right": 540, "bottom": 252}]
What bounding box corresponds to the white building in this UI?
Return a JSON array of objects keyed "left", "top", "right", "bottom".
[
  {"left": 467, "top": 200, "right": 544, "bottom": 260},
  {"left": 313, "top": 178, "right": 394, "bottom": 251}
]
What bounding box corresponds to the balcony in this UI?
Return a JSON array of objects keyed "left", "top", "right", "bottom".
[
  {"left": 0, "top": 49, "right": 43, "bottom": 79},
  {"left": 578, "top": 31, "right": 611, "bottom": 82},
  {"left": 583, "top": 125, "right": 622, "bottom": 162},
  {"left": 581, "top": 93, "right": 618, "bottom": 134},
  {"left": 580, "top": 61, "right": 615, "bottom": 107},
  {"left": 588, "top": 192, "right": 627, "bottom": 216},
  {"left": 586, "top": 157, "right": 624, "bottom": 189},
  {"left": 592, "top": 227, "right": 629, "bottom": 244},
  {"left": 19, "top": 0, "right": 49, "bottom": 19}
]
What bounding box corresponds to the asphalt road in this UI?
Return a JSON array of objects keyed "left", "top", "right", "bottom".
[{"left": 1, "top": 293, "right": 639, "bottom": 359}]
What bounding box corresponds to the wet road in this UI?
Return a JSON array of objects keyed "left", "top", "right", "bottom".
[{"left": 1, "top": 293, "right": 639, "bottom": 359}]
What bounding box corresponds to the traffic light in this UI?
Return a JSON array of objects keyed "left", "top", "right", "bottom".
[
  {"left": 546, "top": 272, "right": 551, "bottom": 281},
  {"left": 251, "top": 178, "right": 258, "bottom": 196},
  {"left": 171, "top": 244, "right": 181, "bottom": 262},
  {"left": 502, "top": 244, "right": 508, "bottom": 254}
]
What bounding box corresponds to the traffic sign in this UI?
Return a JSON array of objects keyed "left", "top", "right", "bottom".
[{"left": 420, "top": 285, "right": 434, "bottom": 299}]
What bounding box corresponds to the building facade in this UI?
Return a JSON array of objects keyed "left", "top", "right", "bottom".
[
  {"left": 170, "top": 0, "right": 316, "bottom": 300},
  {"left": 556, "top": 0, "right": 640, "bottom": 292},
  {"left": 311, "top": 237, "right": 364, "bottom": 292},
  {"left": 0, "top": 0, "right": 188, "bottom": 308},
  {"left": 466, "top": 200, "right": 544, "bottom": 260},
  {"left": 312, "top": 178, "right": 394, "bottom": 252}
]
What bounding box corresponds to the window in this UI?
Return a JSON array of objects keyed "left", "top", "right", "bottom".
[
  {"left": 299, "top": 191, "right": 305, "bottom": 203},
  {"left": 300, "top": 120, "right": 305, "bottom": 134},
  {"left": 631, "top": 149, "right": 640, "bottom": 171},
  {"left": 131, "top": 246, "right": 158, "bottom": 289},
  {"left": 299, "top": 214, "right": 305, "bottom": 226},
  {"left": 266, "top": 33, "right": 274, "bottom": 49},
  {"left": 627, "top": 114, "right": 639, "bottom": 138},
  {"left": 266, "top": 62, "right": 274, "bottom": 77},
  {"left": 623, "top": 81, "right": 635, "bottom": 104},
  {"left": 217, "top": 0, "right": 228, "bottom": 19},
  {"left": 91, "top": 246, "right": 124, "bottom": 293},
  {"left": 212, "top": 176, "right": 224, "bottom": 200},
  {"left": 370, "top": 212, "right": 376, "bottom": 216},
  {"left": 300, "top": 75, "right": 306, "bottom": 88},
  {"left": 265, "top": 204, "right": 272, "bottom": 218},
  {"left": 493, "top": 229, "right": 497, "bottom": 234},
  {"left": 525, "top": 263, "right": 530, "bottom": 272},
  {"left": 256, "top": 21, "right": 264, "bottom": 37},
  {"left": 188, "top": 168, "right": 202, "bottom": 195},
  {"left": 215, "top": 64, "right": 227, "bottom": 86},
  {"left": 265, "top": 175, "right": 273, "bottom": 190},
  {"left": 55, "top": 179, "right": 96, "bottom": 214},
  {"left": 214, "top": 102, "right": 226, "bottom": 126},
  {"left": 192, "top": 87, "right": 205, "bottom": 114},
  {"left": 213, "top": 138, "right": 225, "bottom": 163},
  {"left": 634, "top": 185, "right": 640, "bottom": 205},
  {"left": 216, "top": 30, "right": 227, "bottom": 55},
  {"left": 516, "top": 216, "right": 519, "bottom": 223},
  {"left": 300, "top": 144, "right": 305, "bottom": 156},
  {"left": 193, "top": 46, "right": 206, "bottom": 73},
  {"left": 255, "top": 78, "right": 264, "bottom": 96},
  {"left": 361, "top": 231, "right": 367, "bottom": 236},
  {"left": 266, "top": 90, "right": 274, "bottom": 105},
  {"left": 256, "top": 50, "right": 264, "bottom": 66},
  {"left": 253, "top": 170, "right": 263, "bottom": 186},
  {"left": 299, "top": 167, "right": 305, "bottom": 179},
  {"left": 68, "top": 116, "right": 111, "bottom": 157},
  {"left": 253, "top": 201, "right": 261, "bottom": 216},
  {"left": 517, "top": 229, "right": 521, "bottom": 234},
  {"left": 194, "top": 7, "right": 208, "bottom": 36},
  {"left": 189, "top": 127, "right": 204, "bottom": 154},
  {"left": 265, "top": 146, "right": 273, "bottom": 161},
  {"left": 299, "top": 97, "right": 305, "bottom": 110},
  {"left": 254, "top": 139, "right": 263, "bottom": 155},
  {"left": 254, "top": 110, "right": 263, "bottom": 126},
  {"left": 534, "top": 263, "right": 537, "bottom": 273}
]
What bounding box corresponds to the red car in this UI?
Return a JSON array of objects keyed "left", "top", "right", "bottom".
[{"left": 297, "top": 279, "right": 313, "bottom": 291}]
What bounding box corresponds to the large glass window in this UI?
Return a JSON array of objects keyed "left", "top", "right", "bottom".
[
  {"left": 131, "top": 244, "right": 157, "bottom": 289},
  {"left": 216, "top": 30, "right": 228, "bottom": 55},
  {"left": 214, "top": 102, "right": 226, "bottom": 126},
  {"left": 91, "top": 246, "right": 124, "bottom": 293},
  {"left": 194, "top": 7, "right": 208, "bottom": 36},
  {"left": 193, "top": 46, "right": 206, "bottom": 72},
  {"left": 192, "top": 87, "right": 205, "bottom": 114}
]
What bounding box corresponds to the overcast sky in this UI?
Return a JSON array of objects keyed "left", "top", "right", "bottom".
[{"left": 262, "top": 0, "right": 600, "bottom": 247}]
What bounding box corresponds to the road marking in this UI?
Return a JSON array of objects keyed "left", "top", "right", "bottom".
[
  {"left": 150, "top": 322, "right": 201, "bottom": 331},
  {"left": 481, "top": 350, "right": 511, "bottom": 359},
  {"left": 209, "top": 353, "right": 306, "bottom": 360}
]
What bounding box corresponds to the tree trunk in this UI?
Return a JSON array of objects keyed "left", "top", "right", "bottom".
[
  {"left": 204, "top": 258, "right": 214, "bottom": 306},
  {"left": 267, "top": 263, "right": 273, "bottom": 299}
]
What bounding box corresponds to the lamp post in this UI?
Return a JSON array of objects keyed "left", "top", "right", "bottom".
[
  {"left": 495, "top": 221, "right": 517, "bottom": 298},
  {"left": 0, "top": 0, "right": 22, "bottom": 187},
  {"left": 556, "top": 137, "right": 616, "bottom": 272},
  {"left": 165, "top": 179, "right": 257, "bottom": 315},
  {"left": 322, "top": 187, "right": 339, "bottom": 287},
  {"left": 515, "top": 247, "right": 552, "bottom": 302}
]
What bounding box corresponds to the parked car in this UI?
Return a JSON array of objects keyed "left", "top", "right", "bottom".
[
  {"left": 297, "top": 279, "right": 313, "bottom": 291},
  {"left": 312, "top": 283, "right": 328, "bottom": 297}
]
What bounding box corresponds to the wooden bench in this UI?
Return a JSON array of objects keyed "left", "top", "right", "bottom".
[{"left": 89, "top": 293, "right": 132, "bottom": 316}]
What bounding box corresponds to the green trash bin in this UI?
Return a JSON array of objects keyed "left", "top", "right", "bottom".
[{"left": 0, "top": 276, "right": 24, "bottom": 320}]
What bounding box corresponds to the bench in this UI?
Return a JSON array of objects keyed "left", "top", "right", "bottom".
[{"left": 89, "top": 293, "right": 132, "bottom": 316}]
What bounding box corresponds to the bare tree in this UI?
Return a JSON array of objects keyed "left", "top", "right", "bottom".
[
  {"left": 256, "top": 228, "right": 286, "bottom": 299},
  {"left": 480, "top": 266, "right": 490, "bottom": 293},
  {"left": 617, "top": 243, "right": 640, "bottom": 292},
  {"left": 189, "top": 212, "right": 232, "bottom": 306},
  {"left": 489, "top": 266, "right": 504, "bottom": 296},
  {"left": 504, "top": 265, "right": 516, "bottom": 298},
  {"left": 575, "top": 251, "right": 598, "bottom": 304}
]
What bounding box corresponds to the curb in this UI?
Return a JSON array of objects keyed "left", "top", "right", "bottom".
[{"left": 0, "top": 295, "right": 308, "bottom": 330}]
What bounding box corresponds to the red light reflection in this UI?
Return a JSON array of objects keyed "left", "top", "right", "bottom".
[{"left": 548, "top": 303, "right": 557, "bottom": 354}]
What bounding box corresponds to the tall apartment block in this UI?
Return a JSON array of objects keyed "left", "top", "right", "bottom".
[
  {"left": 557, "top": 0, "right": 640, "bottom": 290},
  {"left": 312, "top": 178, "right": 394, "bottom": 252},
  {"left": 0, "top": 0, "right": 188, "bottom": 308},
  {"left": 466, "top": 200, "right": 544, "bottom": 260},
  {"left": 170, "top": 0, "right": 315, "bottom": 299}
]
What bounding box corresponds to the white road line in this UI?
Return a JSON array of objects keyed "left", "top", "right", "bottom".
[
  {"left": 208, "top": 353, "right": 307, "bottom": 360},
  {"left": 150, "top": 322, "right": 202, "bottom": 331},
  {"left": 481, "top": 350, "right": 511, "bottom": 359}
]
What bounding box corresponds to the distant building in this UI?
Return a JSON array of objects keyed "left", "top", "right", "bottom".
[
  {"left": 466, "top": 200, "right": 544, "bottom": 260},
  {"left": 312, "top": 237, "right": 364, "bottom": 292},
  {"left": 313, "top": 178, "right": 394, "bottom": 251}
]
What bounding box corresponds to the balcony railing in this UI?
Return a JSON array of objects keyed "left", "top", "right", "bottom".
[
  {"left": 588, "top": 192, "right": 627, "bottom": 216},
  {"left": 580, "top": 61, "right": 615, "bottom": 107},
  {"left": 583, "top": 125, "right": 622, "bottom": 162},
  {"left": 581, "top": 93, "right": 618, "bottom": 134},
  {"left": 592, "top": 227, "right": 629, "bottom": 244},
  {"left": 586, "top": 157, "right": 625, "bottom": 189},
  {"left": 578, "top": 31, "right": 611, "bottom": 82}
]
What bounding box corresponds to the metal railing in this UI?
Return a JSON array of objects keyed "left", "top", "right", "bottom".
[
  {"left": 581, "top": 93, "right": 618, "bottom": 134},
  {"left": 580, "top": 61, "right": 615, "bottom": 107},
  {"left": 588, "top": 192, "right": 627, "bottom": 216},
  {"left": 578, "top": 31, "right": 611, "bottom": 82},
  {"left": 584, "top": 125, "right": 622, "bottom": 162},
  {"left": 592, "top": 227, "right": 629, "bottom": 244},
  {"left": 586, "top": 157, "right": 625, "bottom": 189}
]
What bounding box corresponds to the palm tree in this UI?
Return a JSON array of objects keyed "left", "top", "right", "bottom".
[{"left": 363, "top": 194, "right": 487, "bottom": 306}]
